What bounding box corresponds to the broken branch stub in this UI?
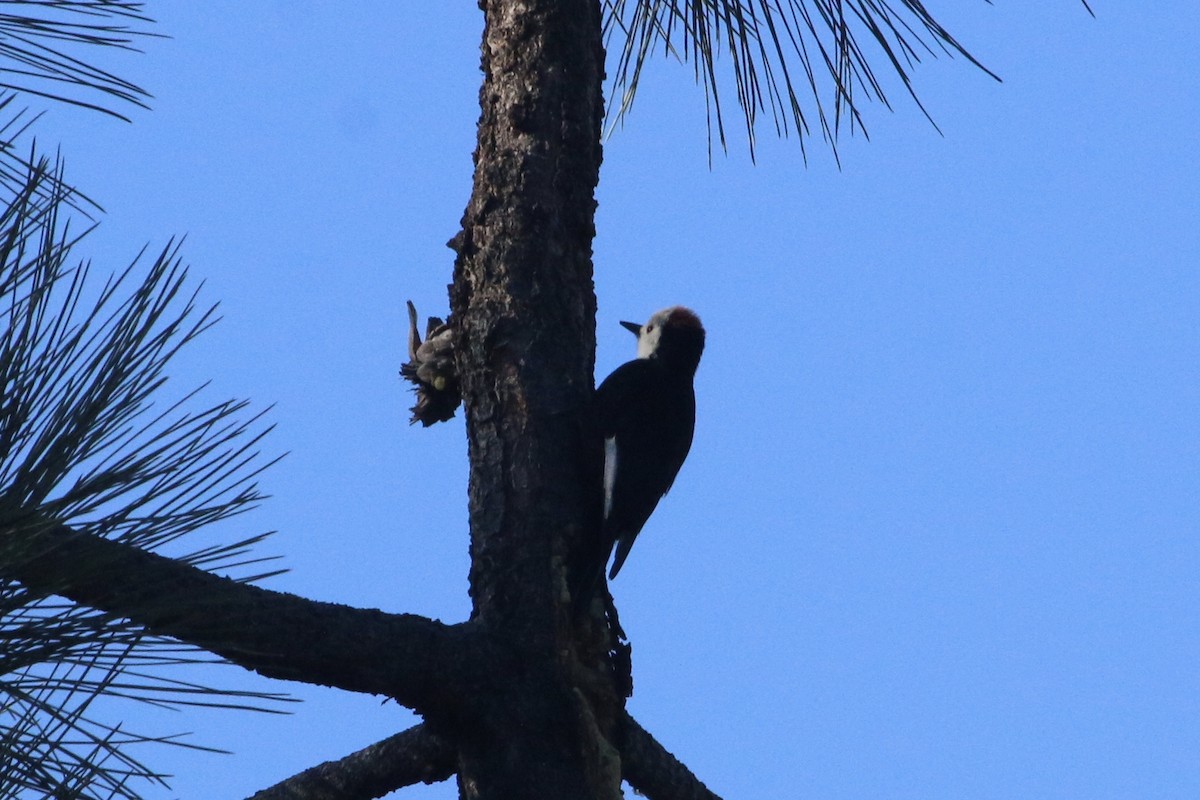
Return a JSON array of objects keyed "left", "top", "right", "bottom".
[{"left": 401, "top": 300, "right": 461, "bottom": 426}]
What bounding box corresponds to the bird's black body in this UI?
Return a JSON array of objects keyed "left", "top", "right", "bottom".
[
  {"left": 591, "top": 306, "right": 705, "bottom": 587},
  {"left": 597, "top": 357, "right": 697, "bottom": 578}
]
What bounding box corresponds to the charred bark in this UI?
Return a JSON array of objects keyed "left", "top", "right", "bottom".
[
  {"left": 450, "top": 0, "right": 603, "bottom": 631},
  {"left": 445, "top": 0, "right": 615, "bottom": 795}
]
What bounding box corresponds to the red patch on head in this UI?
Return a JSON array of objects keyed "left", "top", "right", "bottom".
[{"left": 665, "top": 306, "right": 704, "bottom": 333}]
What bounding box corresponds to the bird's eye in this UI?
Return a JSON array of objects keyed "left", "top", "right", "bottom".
[{"left": 646, "top": 324, "right": 654, "bottom": 332}]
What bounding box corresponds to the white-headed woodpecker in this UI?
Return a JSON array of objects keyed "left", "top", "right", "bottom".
[{"left": 593, "top": 306, "right": 705, "bottom": 584}]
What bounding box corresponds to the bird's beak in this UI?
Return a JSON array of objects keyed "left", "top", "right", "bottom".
[{"left": 619, "top": 320, "right": 641, "bottom": 336}]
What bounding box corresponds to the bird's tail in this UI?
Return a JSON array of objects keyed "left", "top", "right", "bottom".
[{"left": 608, "top": 533, "right": 635, "bottom": 580}]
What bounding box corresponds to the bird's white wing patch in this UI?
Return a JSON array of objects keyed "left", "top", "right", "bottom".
[{"left": 603, "top": 436, "right": 618, "bottom": 519}]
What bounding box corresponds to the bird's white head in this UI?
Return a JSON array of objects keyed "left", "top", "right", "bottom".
[{"left": 620, "top": 306, "right": 705, "bottom": 371}]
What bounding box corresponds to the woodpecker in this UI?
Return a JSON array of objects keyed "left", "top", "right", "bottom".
[{"left": 593, "top": 306, "right": 705, "bottom": 585}]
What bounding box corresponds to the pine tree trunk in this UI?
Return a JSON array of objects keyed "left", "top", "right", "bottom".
[{"left": 448, "top": 0, "right": 614, "bottom": 796}]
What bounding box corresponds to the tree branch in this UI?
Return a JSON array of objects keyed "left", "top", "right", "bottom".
[
  {"left": 0, "top": 518, "right": 489, "bottom": 716},
  {"left": 247, "top": 724, "right": 455, "bottom": 800},
  {"left": 620, "top": 713, "right": 723, "bottom": 800}
]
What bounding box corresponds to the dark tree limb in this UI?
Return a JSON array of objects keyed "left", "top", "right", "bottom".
[
  {"left": 247, "top": 724, "right": 455, "bottom": 800},
  {"left": 0, "top": 519, "right": 496, "bottom": 718},
  {"left": 620, "top": 713, "right": 724, "bottom": 800}
]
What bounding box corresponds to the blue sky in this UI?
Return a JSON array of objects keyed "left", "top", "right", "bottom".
[{"left": 37, "top": 2, "right": 1200, "bottom": 798}]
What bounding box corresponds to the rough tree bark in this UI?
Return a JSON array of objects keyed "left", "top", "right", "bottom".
[{"left": 445, "top": 0, "right": 614, "bottom": 795}]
